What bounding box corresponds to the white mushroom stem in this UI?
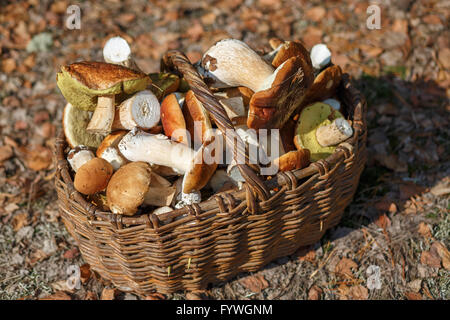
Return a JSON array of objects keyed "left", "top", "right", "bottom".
[
  {"left": 208, "top": 169, "right": 237, "bottom": 193},
  {"left": 173, "top": 177, "right": 201, "bottom": 209},
  {"left": 86, "top": 95, "right": 115, "bottom": 134},
  {"left": 316, "top": 118, "right": 353, "bottom": 147},
  {"left": 310, "top": 44, "right": 331, "bottom": 70},
  {"left": 322, "top": 98, "right": 341, "bottom": 111},
  {"left": 103, "top": 36, "right": 142, "bottom": 72},
  {"left": 112, "top": 90, "right": 161, "bottom": 130},
  {"left": 67, "top": 146, "right": 95, "bottom": 172},
  {"left": 218, "top": 96, "right": 247, "bottom": 122},
  {"left": 143, "top": 172, "right": 176, "bottom": 207},
  {"left": 201, "top": 39, "right": 274, "bottom": 92},
  {"left": 98, "top": 147, "right": 128, "bottom": 171},
  {"left": 118, "top": 129, "right": 194, "bottom": 173}
]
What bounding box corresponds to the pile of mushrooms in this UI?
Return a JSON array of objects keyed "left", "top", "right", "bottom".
[{"left": 56, "top": 36, "right": 354, "bottom": 221}]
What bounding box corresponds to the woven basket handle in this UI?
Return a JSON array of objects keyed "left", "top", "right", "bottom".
[{"left": 161, "top": 50, "right": 270, "bottom": 201}]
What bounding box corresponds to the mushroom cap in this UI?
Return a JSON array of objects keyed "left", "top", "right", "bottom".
[
  {"left": 160, "top": 93, "right": 188, "bottom": 144},
  {"left": 294, "top": 102, "right": 344, "bottom": 162},
  {"left": 96, "top": 130, "right": 128, "bottom": 158},
  {"left": 149, "top": 72, "right": 180, "bottom": 101},
  {"left": 310, "top": 44, "right": 331, "bottom": 70},
  {"left": 183, "top": 90, "right": 213, "bottom": 148},
  {"left": 67, "top": 145, "right": 95, "bottom": 172},
  {"left": 272, "top": 41, "right": 312, "bottom": 69},
  {"left": 247, "top": 56, "right": 314, "bottom": 129},
  {"left": 56, "top": 61, "right": 150, "bottom": 111},
  {"left": 273, "top": 149, "right": 310, "bottom": 172},
  {"left": 62, "top": 103, "right": 105, "bottom": 148},
  {"left": 106, "top": 161, "right": 152, "bottom": 215},
  {"left": 303, "top": 65, "right": 342, "bottom": 105},
  {"left": 103, "top": 36, "right": 131, "bottom": 64},
  {"left": 182, "top": 137, "right": 218, "bottom": 194},
  {"left": 74, "top": 158, "right": 114, "bottom": 195}
]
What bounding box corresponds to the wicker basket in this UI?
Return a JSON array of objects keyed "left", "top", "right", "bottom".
[{"left": 54, "top": 51, "right": 367, "bottom": 296}]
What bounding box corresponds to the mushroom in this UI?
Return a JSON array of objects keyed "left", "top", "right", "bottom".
[
  {"left": 96, "top": 130, "right": 128, "bottom": 171},
  {"left": 183, "top": 90, "right": 213, "bottom": 148},
  {"left": 294, "top": 102, "right": 351, "bottom": 162},
  {"left": 272, "top": 149, "right": 310, "bottom": 172},
  {"left": 118, "top": 129, "right": 218, "bottom": 193},
  {"left": 149, "top": 72, "right": 180, "bottom": 101},
  {"left": 111, "top": 90, "right": 161, "bottom": 131},
  {"left": 74, "top": 157, "right": 114, "bottom": 195},
  {"left": 160, "top": 92, "right": 189, "bottom": 144},
  {"left": 172, "top": 177, "right": 202, "bottom": 209},
  {"left": 67, "top": 145, "right": 95, "bottom": 172},
  {"left": 103, "top": 36, "right": 142, "bottom": 72},
  {"left": 208, "top": 169, "right": 238, "bottom": 193},
  {"left": 270, "top": 40, "right": 312, "bottom": 69},
  {"left": 56, "top": 61, "right": 150, "bottom": 135},
  {"left": 62, "top": 103, "right": 105, "bottom": 149},
  {"left": 144, "top": 171, "right": 177, "bottom": 207},
  {"left": 322, "top": 98, "right": 341, "bottom": 111},
  {"left": 310, "top": 43, "right": 332, "bottom": 70},
  {"left": 300, "top": 65, "right": 342, "bottom": 108},
  {"left": 201, "top": 39, "right": 314, "bottom": 130}
]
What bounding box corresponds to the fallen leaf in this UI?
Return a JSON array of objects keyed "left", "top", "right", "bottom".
[
  {"left": 239, "top": 274, "right": 269, "bottom": 293},
  {"left": 422, "top": 15, "right": 442, "bottom": 25},
  {"left": 308, "top": 285, "right": 322, "bottom": 300},
  {"left": 84, "top": 291, "right": 97, "bottom": 300},
  {"left": 40, "top": 291, "right": 71, "bottom": 300},
  {"left": 1, "top": 58, "right": 16, "bottom": 73},
  {"left": 186, "top": 292, "right": 203, "bottom": 300},
  {"left": 63, "top": 247, "right": 79, "bottom": 259},
  {"left": 418, "top": 222, "right": 432, "bottom": 238},
  {"left": 296, "top": 245, "right": 316, "bottom": 262},
  {"left": 12, "top": 212, "right": 29, "bottom": 232},
  {"left": 28, "top": 249, "right": 48, "bottom": 265},
  {"left": 438, "top": 48, "right": 450, "bottom": 70},
  {"left": 145, "top": 292, "right": 166, "bottom": 300},
  {"left": 405, "top": 292, "right": 422, "bottom": 300},
  {"left": 374, "top": 213, "right": 391, "bottom": 229},
  {"left": 430, "top": 182, "right": 450, "bottom": 197},
  {"left": 101, "top": 288, "right": 118, "bottom": 300},
  {"left": 5, "top": 202, "right": 19, "bottom": 214},
  {"left": 22, "top": 145, "right": 53, "bottom": 171},
  {"left": 335, "top": 258, "right": 358, "bottom": 278},
  {"left": 348, "top": 285, "right": 368, "bottom": 300},
  {"left": 407, "top": 279, "right": 422, "bottom": 293},
  {"left": 0, "top": 145, "right": 13, "bottom": 162},
  {"left": 80, "top": 263, "right": 92, "bottom": 283},
  {"left": 420, "top": 247, "right": 441, "bottom": 269},
  {"left": 432, "top": 242, "right": 450, "bottom": 270},
  {"left": 185, "top": 21, "right": 204, "bottom": 41},
  {"left": 399, "top": 183, "right": 426, "bottom": 200},
  {"left": 51, "top": 279, "right": 74, "bottom": 293},
  {"left": 305, "top": 6, "right": 326, "bottom": 22}
]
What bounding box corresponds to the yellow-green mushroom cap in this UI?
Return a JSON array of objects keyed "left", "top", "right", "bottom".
[
  {"left": 149, "top": 72, "right": 180, "bottom": 101},
  {"left": 56, "top": 61, "right": 150, "bottom": 111},
  {"left": 294, "top": 102, "right": 344, "bottom": 162}
]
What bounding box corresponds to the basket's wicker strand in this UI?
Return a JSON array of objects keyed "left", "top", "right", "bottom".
[
  {"left": 55, "top": 56, "right": 367, "bottom": 295},
  {"left": 162, "top": 50, "right": 270, "bottom": 202}
]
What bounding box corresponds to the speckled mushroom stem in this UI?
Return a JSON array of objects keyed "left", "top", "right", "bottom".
[{"left": 315, "top": 118, "right": 353, "bottom": 147}]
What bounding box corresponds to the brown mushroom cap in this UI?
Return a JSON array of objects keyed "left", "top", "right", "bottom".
[
  {"left": 247, "top": 55, "right": 314, "bottom": 129},
  {"left": 183, "top": 90, "right": 212, "bottom": 148},
  {"left": 106, "top": 161, "right": 152, "bottom": 215},
  {"left": 272, "top": 41, "right": 312, "bottom": 69},
  {"left": 74, "top": 158, "right": 113, "bottom": 195},
  {"left": 160, "top": 93, "right": 188, "bottom": 144},
  {"left": 273, "top": 149, "right": 310, "bottom": 172}
]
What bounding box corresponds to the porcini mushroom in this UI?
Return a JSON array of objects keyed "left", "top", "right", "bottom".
[
  {"left": 310, "top": 43, "right": 332, "bottom": 70},
  {"left": 118, "top": 129, "right": 218, "bottom": 193},
  {"left": 74, "top": 157, "right": 114, "bottom": 195},
  {"left": 62, "top": 103, "right": 105, "bottom": 149},
  {"left": 272, "top": 149, "right": 310, "bottom": 172},
  {"left": 103, "top": 36, "right": 142, "bottom": 72},
  {"left": 294, "top": 102, "right": 351, "bottom": 161},
  {"left": 183, "top": 90, "right": 213, "bottom": 148},
  {"left": 270, "top": 40, "right": 312, "bottom": 69},
  {"left": 111, "top": 90, "right": 161, "bottom": 131},
  {"left": 300, "top": 65, "right": 342, "bottom": 108},
  {"left": 56, "top": 61, "right": 150, "bottom": 135},
  {"left": 160, "top": 92, "right": 188, "bottom": 144},
  {"left": 172, "top": 177, "right": 202, "bottom": 209},
  {"left": 67, "top": 145, "right": 95, "bottom": 172}
]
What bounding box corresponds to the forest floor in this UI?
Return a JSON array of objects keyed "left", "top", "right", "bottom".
[{"left": 0, "top": 0, "right": 449, "bottom": 300}]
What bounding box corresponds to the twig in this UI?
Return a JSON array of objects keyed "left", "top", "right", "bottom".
[{"left": 309, "top": 247, "right": 337, "bottom": 279}]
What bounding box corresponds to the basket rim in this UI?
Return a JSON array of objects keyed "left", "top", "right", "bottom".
[{"left": 55, "top": 72, "right": 367, "bottom": 227}]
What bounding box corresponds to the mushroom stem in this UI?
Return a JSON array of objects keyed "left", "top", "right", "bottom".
[
  {"left": 86, "top": 95, "right": 115, "bottom": 134},
  {"left": 315, "top": 118, "right": 353, "bottom": 147},
  {"left": 103, "top": 36, "right": 143, "bottom": 72},
  {"left": 143, "top": 172, "right": 176, "bottom": 207}
]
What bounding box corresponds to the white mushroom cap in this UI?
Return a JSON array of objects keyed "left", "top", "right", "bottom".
[
  {"left": 98, "top": 147, "right": 127, "bottom": 171},
  {"left": 310, "top": 44, "right": 331, "bottom": 70},
  {"left": 103, "top": 37, "right": 132, "bottom": 64},
  {"left": 322, "top": 98, "right": 341, "bottom": 111},
  {"left": 67, "top": 146, "right": 95, "bottom": 172}
]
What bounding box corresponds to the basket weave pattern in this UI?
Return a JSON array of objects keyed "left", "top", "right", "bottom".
[{"left": 55, "top": 53, "right": 367, "bottom": 295}]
